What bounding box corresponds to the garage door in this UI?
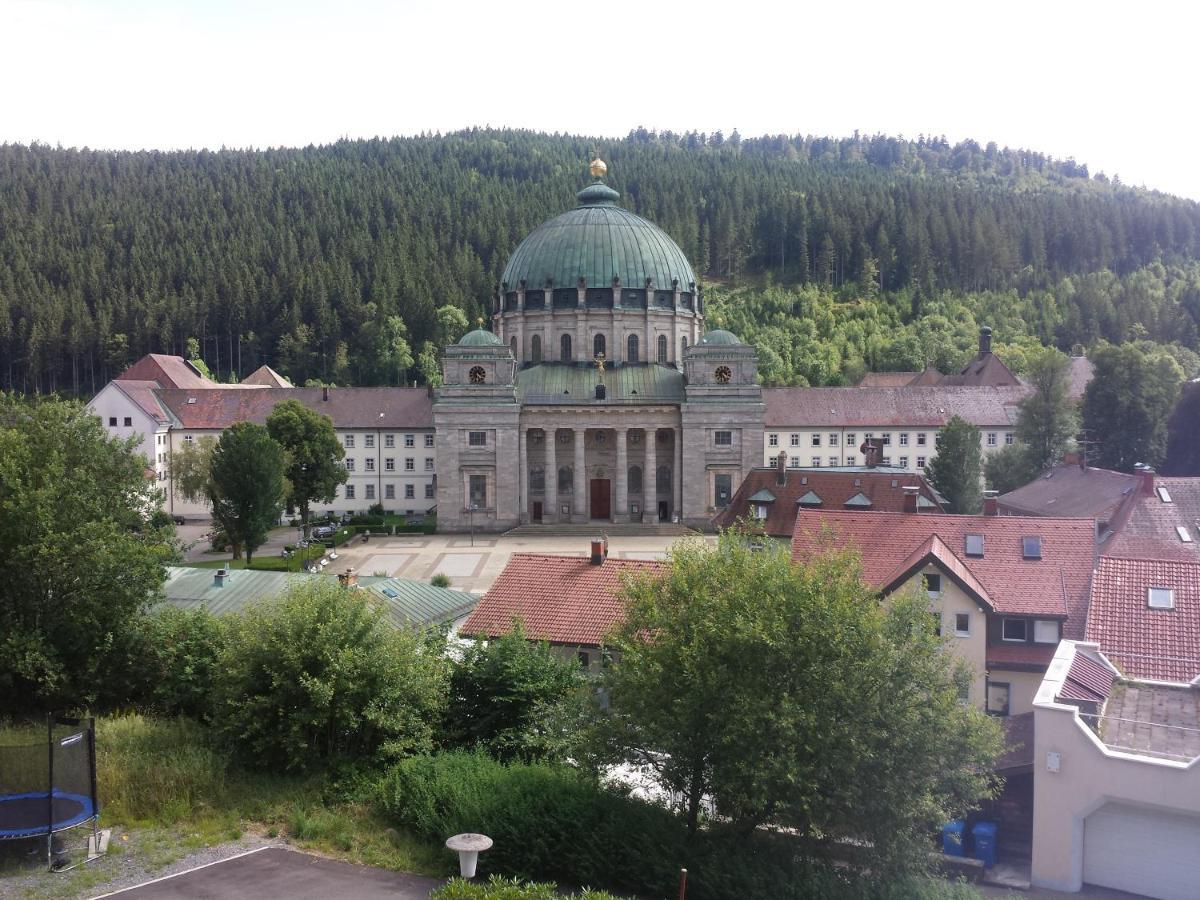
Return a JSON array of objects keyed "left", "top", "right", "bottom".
[{"left": 1083, "top": 803, "right": 1200, "bottom": 899}]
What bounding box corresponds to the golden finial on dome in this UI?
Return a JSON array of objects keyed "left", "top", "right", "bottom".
[{"left": 589, "top": 156, "right": 607, "bottom": 179}]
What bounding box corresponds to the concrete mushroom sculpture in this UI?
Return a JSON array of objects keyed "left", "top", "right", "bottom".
[{"left": 445, "top": 832, "right": 493, "bottom": 878}]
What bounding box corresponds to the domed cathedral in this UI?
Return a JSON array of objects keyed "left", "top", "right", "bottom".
[{"left": 433, "top": 158, "right": 765, "bottom": 531}]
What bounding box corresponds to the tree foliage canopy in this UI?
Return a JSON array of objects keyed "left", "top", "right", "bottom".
[
  {"left": 0, "top": 394, "right": 174, "bottom": 713},
  {"left": 600, "top": 534, "right": 1001, "bottom": 872},
  {"left": 1083, "top": 342, "right": 1184, "bottom": 471},
  {"left": 265, "top": 398, "right": 347, "bottom": 531},
  {"left": 208, "top": 422, "right": 286, "bottom": 563},
  {"left": 925, "top": 417, "right": 984, "bottom": 514}
]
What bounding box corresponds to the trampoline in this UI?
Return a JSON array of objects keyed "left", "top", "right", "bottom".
[{"left": 0, "top": 716, "right": 100, "bottom": 870}]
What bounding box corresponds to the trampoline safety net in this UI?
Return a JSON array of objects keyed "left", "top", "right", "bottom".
[{"left": 0, "top": 717, "right": 99, "bottom": 841}]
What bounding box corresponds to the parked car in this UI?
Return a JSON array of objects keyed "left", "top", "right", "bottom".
[{"left": 312, "top": 525, "right": 334, "bottom": 538}]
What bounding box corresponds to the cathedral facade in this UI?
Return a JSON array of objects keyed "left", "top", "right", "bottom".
[{"left": 434, "top": 159, "right": 764, "bottom": 531}]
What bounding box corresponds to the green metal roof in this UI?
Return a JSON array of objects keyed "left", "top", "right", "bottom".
[
  {"left": 699, "top": 329, "right": 741, "bottom": 346},
  {"left": 458, "top": 328, "right": 504, "bottom": 347},
  {"left": 160, "top": 567, "right": 475, "bottom": 629},
  {"left": 798, "top": 490, "right": 823, "bottom": 506},
  {"left": 843, "top": 492, "right": 873, "bottom": 508},
  {"left": 747, "top": 489, "right": 777, "bottom": 503},
  {"left": 516, "top": 364, "right": 684, "bottom": 405},
  {"left": 500, "top": 181, "right": 696, "bottom": 292}
]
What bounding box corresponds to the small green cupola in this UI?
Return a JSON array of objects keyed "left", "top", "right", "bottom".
[{"left": 458, "top": 327, "right": 504, "bottom": 347}]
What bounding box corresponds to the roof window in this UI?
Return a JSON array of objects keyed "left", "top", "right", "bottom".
[
  {"left": 801, "top": 476, "right": 808, "bottom": 485},
  {"left": 1022, "top": 536, "right": 1043, "bottom": 559},
  {"left": 1177, "top": 526, "right": 1194, "bottom": 543},
  {"left": 964, "top": 534, "right": 985, "bottom": 558},
  {"left": 1157, "top": 486, "right": 1173, "bottom": 503},
  {"left": 186, "top": 397, "right": 196, "bottom": 404},
  {"left": 1147, "top": 587, "right": 1175, "bottom": 610}
]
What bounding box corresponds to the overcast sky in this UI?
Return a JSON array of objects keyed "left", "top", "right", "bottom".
[{"left": 3, "top": 0, "right": 1197, "bottom": 199}]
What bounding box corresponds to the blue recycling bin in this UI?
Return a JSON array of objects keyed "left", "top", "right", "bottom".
[
  {"left": 972, "top": 821, "right": 997, "bottom": 868},
  {"left": 941, "top": 819, "right": 965, "bottom": 857}
]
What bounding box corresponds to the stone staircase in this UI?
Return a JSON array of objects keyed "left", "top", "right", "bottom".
[{"left": 504, "top": 522, "right": 699, "bottom": 538}]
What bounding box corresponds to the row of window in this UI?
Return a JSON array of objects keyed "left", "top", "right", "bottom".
[
  {"left": 522, "top": 333, "right": 684, "bottom": 364},
  {"left": 345, "top": 457, "right": 434, "bottom": 473},
  {"left": 343, "top": 433, "right": 434, "bottom": 449},
  {"left": 782, "top": 455, "right": 929, "bottom": 469},
  {"left": 343, "top": 482, "right": 435, "bottom": 501},
  {"left": 525, "top": 465, "right": 671, "bottom": 494},
  {"left": 769, "top": 431, "right": 1015, "bottom": 448},
  {"left": 108, "top": 416, "right": 133, "bottom": 427}
]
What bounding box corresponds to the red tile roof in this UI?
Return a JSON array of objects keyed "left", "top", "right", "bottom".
[
  {"left": 997, "top": 463, "right": 1138, "bottom": 521},
  {"left": 712, "top": 467, "right": 944, "bottom": 536},
  {"left": 1104, "top": 477, "right": 1200, "bottom": 562},
  {"left": 156, "top": 387, "right": 433, "bottom": 430},
  {"left": 763, "top": 385, "right": 1028, "bottom": 428},
  {"left": 942, "top": 350, "right": 1022, "bottom": 388},
  {"left": 1058, "top": 651, "right": 1116, "bottom": 704},
  {"left": 790, "top": 510, "right": 1096, "bottom": 632},
  {"left": 857, "top": 371, "right": 923, "bottom": 387},
  {"left": 460, "top": 553, "right": 667, "bottom": 647},
  {"left": 241, "top": 365, "right": 293, "bottom": 387},
  {"left": 1086, "top": 556, "right": 1200, "bottom": 683},
  {"left": 117, "top": 353, "right": 216, "bottom": 389}
]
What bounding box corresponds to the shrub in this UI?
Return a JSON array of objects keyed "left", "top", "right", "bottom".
[
  {"left": 432, "top": 876, "right": 618, "bottom": 900},
  {"left": 135, "top": 607, "right": 226, "bottom": 718},
  {"left": 211, "top": 579, "right": 448, "bottom": 772},
  {"left": 430, "top": 573, "right": 451, "bottom": 588}
]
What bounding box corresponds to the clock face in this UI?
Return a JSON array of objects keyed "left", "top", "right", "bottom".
[
  {"left": 715, "top": 365, "right": 732, "bottom": 384},
  {"left": 469, "top": 366, "right": 486, "bottom": 384}
]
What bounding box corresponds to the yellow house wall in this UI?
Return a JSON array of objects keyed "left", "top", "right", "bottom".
[
  {"left": 991, "top": 669, "right": 1044, "bottom": 716},
  {"left": 906, "top": 567, "right": 987, "bottom": 707}
]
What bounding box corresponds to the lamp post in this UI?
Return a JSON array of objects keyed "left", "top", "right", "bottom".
[{"left": 469, "top": 502, "right": 479, "bottom": 547}]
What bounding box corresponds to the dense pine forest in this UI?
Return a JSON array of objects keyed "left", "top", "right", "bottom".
[{"left": 3, "top": 127, "right": 1200, "bottom": 393}]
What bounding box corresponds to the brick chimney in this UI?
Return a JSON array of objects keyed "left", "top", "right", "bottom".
[
  {"left": 1134, "top": 463, "right": 1156, "bottom": 496},
  {"left": 1062, "top": 450, "right": 1082, "bottom": 469},
  {"left": 338, "top": 567, "right": 358, "bottom": 588},
  {"left": 322, "top": 385, "right": 330, "bottom": 402},
  {"left": 776, "top": 450, "right": 788, "bottom": 485},
  {"left": 978, "top": 326, "right": 993, "bottom": 355},
  {"left": 590, "top": 537, "right": 608, "bottom": 565},
  {"left": 983, "top": 490, "right": 999, "bottom": 516},
  {"left": 902, "top": 485, "right": 920, "bottom": 514},
  {"left": 860, "top": 438, "right": 883, "bottom": 468}
]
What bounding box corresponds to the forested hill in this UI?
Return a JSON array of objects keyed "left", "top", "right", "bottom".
[{"left": 3, "top": 127, "right": 1200, "bottom": 394}]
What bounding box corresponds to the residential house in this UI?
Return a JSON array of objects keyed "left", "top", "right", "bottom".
[
  {"left": 459, "top": 541, "right": 666, "bottom": 673},
  {"left": 1104, "top": 472, "right": 1200, "bottom": 561},
  {"left": 712, "top": 458, "right": 943, "bottom": 537},
  {"left": 790, "top": 508, "right": 1097, "bottom": 715},
  {"left": 996, "top": 456, "right": 1138, "bottom": 531},
  {"left": 1031, "top": 640, "right": 1200, "bottom": 897}
]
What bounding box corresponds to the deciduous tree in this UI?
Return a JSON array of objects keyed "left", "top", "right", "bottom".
[
  {"left": 208, "top": 422, "right": 285, "bottom": 564},
  {"left": 265, "top": 399, "right": 346, "bottom": 535},
  {"left": 1016, "top": 347, "right": 1078, "bottom": 472},
  {"left": 1164, "top": 381, "right": 1200, "bottom": 475},
  {"left": 926, "top": 416, "right": 983, "bottom": 513},
  {"left": 1083, "top": 343, "right": 1183, "bottom": 471}
]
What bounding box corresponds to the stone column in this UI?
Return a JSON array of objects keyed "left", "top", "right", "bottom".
[
  {"left": 545, "top": 426, "right": 557, "bottom": 523},
  {"left": 519, "top": 427, "right": 529, "bottom": 524},
  {"left": 573, "top": 428, "right": 587, "bottom": 522},
  {"left": 615, "top": 427, "right": 628, "bottom": 523},
  {"left": 644, "top": 428, "right": 657, "bottom": 523},
  {"left": 673, "top": 428, "right": 683, "bottom": 522}
]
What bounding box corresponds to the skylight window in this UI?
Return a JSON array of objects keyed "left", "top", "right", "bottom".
[
  {"left": 965, "top": 534, "right": 985, "bottom": 558},
  {"left": 1177, "top": 526, "right": 1194, "bottom": 543},
  {"left": 1157, "top": 486, "right": 1173, "bottom": 503},
  {"left": 1022, "top": 536, "right": 1043, "bottom": 559},
  {"left": 1148, "top": 587, "right": 1175, "bottom": 610}
]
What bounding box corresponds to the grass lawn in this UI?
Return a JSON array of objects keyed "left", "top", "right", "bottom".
[{"left": 0, "top": 716, "right": 447, "bottom": 898}]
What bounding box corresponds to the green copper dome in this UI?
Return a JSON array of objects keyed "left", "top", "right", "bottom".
[
  {"left": 698, "top": 329, "right": 741, "bottom": 345},
  {"left": 500, "top": 174, "right": 697, "bottom": 294},
  {"left": 458, "top": 327, "right": 504, "bottom": 347}
]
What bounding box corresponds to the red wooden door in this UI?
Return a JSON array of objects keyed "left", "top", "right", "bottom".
[{"left": 589, "top": 479, "right": 611, "bottom": 519}]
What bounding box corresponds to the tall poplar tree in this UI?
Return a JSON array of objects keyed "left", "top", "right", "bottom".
[{"left": 926, "top": 416, "right": 983, "bottom": 514}]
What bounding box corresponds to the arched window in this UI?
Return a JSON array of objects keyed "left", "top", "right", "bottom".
[
  {"left": 509, "top": 336, "right": 517, "bottom": 358},
  {"left": 531, "top": 334, "right": 542, "bottom": 363},
  {"left": 657, "top": 334, "right": 668, "bottom": 364},
  {"left": 681, "top": 335, "right": 688, "bottom": 357},
  {"left": 628, "top": 465, "right": 643, "bottom": 494},
  {"left": 627, "top": 334, "right": 639, "bottom": 363},
  {"left": 593, "top": 333, "right": 606, "bottom": 359},
  {"left": 558, "top": 466, "right": 573, "bottom": 493},
  {"left": 560, "top": 334, "right": 572, "bottom": 362}
]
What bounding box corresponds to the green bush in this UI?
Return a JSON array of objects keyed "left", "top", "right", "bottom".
[
  {"left": 430, "top": 573, "right": 451, "bottom": 588},
  {"left": 212, "top": 579, "right": 448, "bottom": 772},
  {"left": 133, "top": 607, "right": 226, "bottom": 718},
  {"left": 432, "top": 876, "right": 618, "bottom": 900}
]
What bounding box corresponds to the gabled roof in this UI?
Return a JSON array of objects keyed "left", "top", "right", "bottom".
[
  {"left": 111, "top": 379, "right": 173, "bottom": 426},
  {"left": 762, "top": 385, "right": 1029, "bottom": 428},
  {"left": 1105, "top": 476, "right": 1200, "bottom": 561},
  {"left": 997, "top": 462, "right": 1138, "bottom": 521},
  {"left": 240, "top": 365, "right": 293, "bottom": 387},
  {"left": 844, "top": 492, "right": 872, "bottom": 508},
  {"left": 942, "top": 349, "right": 1021, "bottom": 388},
  {"left": 746, "top": 489, "right": 776, "bottom": 503},
  {"left": 857, "top": 371, "right": 923, "bottom": 388},
  {"left": 117, "top": 353, "right": 217, "bottom": 389},
  {"left": 790, "top": 509, "right": 1097, "bottom": 628},
  {"left": 1086, "top": 556, "right": 1200, "bottom": 682},
  {"left": 460, "top": 553, "right": 667, "bottom": 647},
  {"left": 713, "top": 468, "right": 943, "bottom": 537},
  {"left": 155, "top": 387, "right": 433, "bottom": 430}
]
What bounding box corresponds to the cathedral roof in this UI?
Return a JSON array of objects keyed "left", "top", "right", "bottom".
[{"left": 500, "top": 163, "right": 696, "bottom": 294}]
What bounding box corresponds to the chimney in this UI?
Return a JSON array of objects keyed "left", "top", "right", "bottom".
[
  {"left": 859, "top": 438, "right": 882, "bottom": 468},
  {"left": 776, "top": 450, "right": 788, "bottom": 484},
  {"left": 978, "top": 326, "right": 993, "bottom": 355},
  {"left": 902, "top": 485, "right": 920, "bottom": 514},
  {"left": 338, "top": 567, "right": 358, "bottom": 588},
  {"left": 1134, "top": 463, "right": 1156, "bottom": 496},
  {"left": 213, "top": 568, "right": 229, "bottom": 588},
  {"left": 983, "top": 490, "right": 999, "bottom": 516},
  {"left": 322, "top": 385, "right": 330, "bottom": 402},
  {"left": 590, "top": 537, "right": 608, "bottom": 565},
  {"left": 1062, "top": 450, "right": 1082, "bottom": 469}
]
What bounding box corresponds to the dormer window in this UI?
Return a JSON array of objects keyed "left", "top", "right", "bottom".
[
  {"left": 1176, "top": 526, "right": 1193, "bottom": 543},
  {"left": 1022, "top": 536, "right": 1043, "bottom": 559},
  {"left": 1157, "top": 486, "right": 1173, "bottom": 503},
  {"left": 1148, "top": 587, "right": 1175, "bottom": 609},
  {"left": 965, "top": 534, "right": 985, "bottom": 558}
]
